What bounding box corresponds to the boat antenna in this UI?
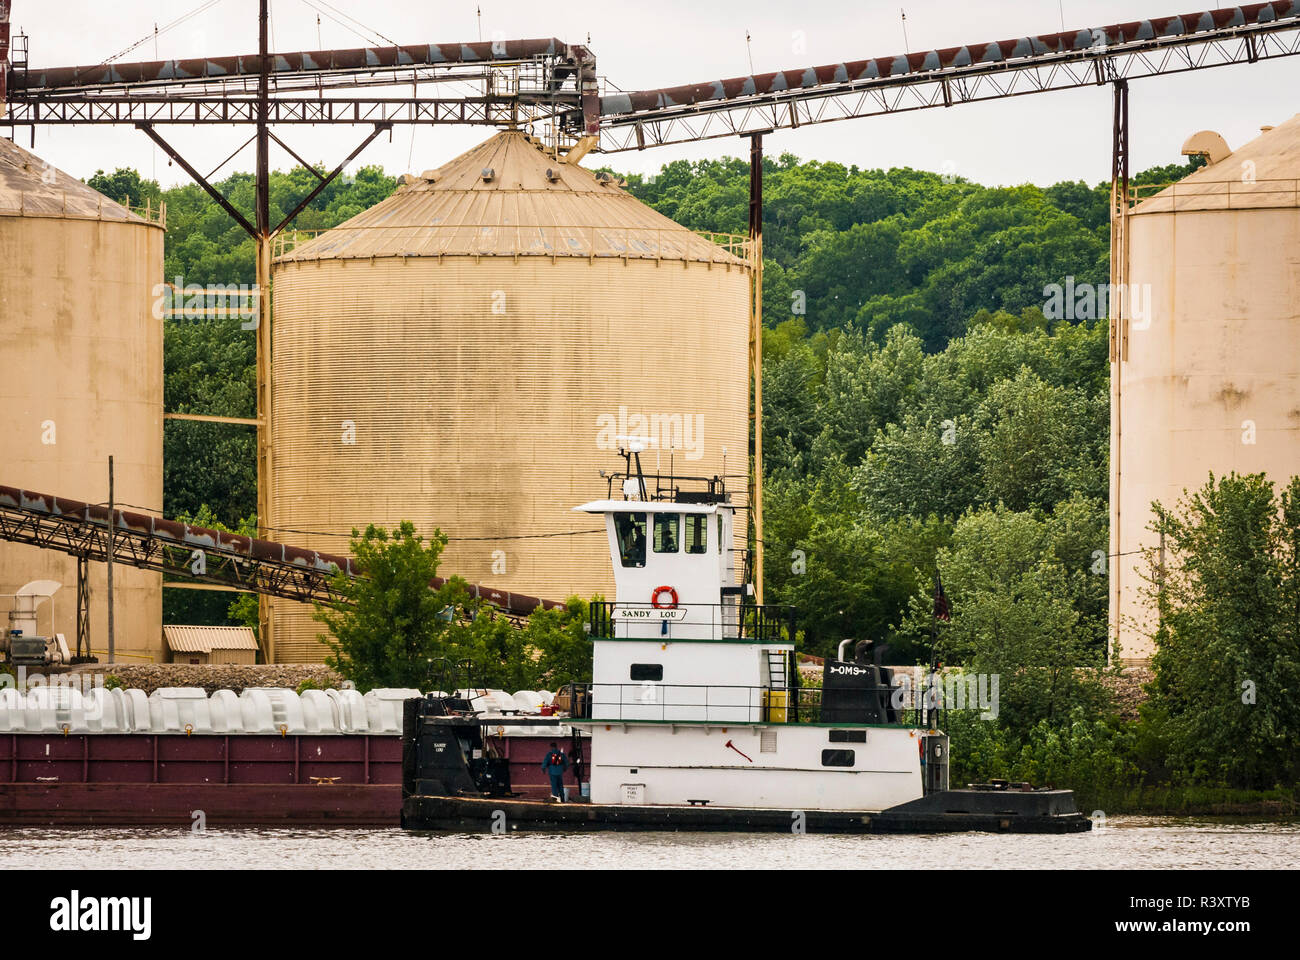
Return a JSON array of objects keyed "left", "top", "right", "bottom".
[{"left": 617, "top": 438, "right": 650, "bottom": 500}]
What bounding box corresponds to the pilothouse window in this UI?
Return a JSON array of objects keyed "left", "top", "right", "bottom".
[
  {"left": 615, "top": 513, "right": 647, "bottom": 568},
  {"left": 653, "top": 513, "right": 680, "bottom": 553},
  {"left": 685, "top": 514, "right": 708, "bottom": 554}
]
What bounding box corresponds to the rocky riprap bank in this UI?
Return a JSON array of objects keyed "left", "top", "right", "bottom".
[
  {"left": 70, "top": 663, "right": 344, "bottom": 696},
  {"left": 1103, "top": 666, "right": 1153, "bottom": 722}
]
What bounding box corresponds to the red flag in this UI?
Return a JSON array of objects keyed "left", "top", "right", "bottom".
[{"left": 933, "top": 576, "right": 951, "bottom": 622}]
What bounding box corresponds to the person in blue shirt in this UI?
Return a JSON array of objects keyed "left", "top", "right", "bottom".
[{"left": 541, "top": 741, "right": 568, "bottom": 802}]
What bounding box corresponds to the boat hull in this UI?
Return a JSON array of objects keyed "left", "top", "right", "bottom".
[
  {"left": 0, "top": 782, "right": 400, "bottom": 826},
  {"left": 401, "top": 792, "right": 1093, "bottom": 834}
]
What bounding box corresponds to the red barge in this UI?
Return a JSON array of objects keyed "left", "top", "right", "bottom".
[{"left": 0, "top": 686, "right": 586, "bottom": 825}]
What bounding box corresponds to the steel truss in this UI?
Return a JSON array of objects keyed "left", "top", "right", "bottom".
[
  {"left": 0, "top": 492, "right": 549, "bottom": 625},
  {"left": 3, "top": 36, "right": 592, "bottom": 133},
  {"left": 0, "top": 502, "right": 345, "bottom": 607},
  {"left": 597, "top": 21, "right": 1300, "bottom": 152},
  {"left": 2, "top": 94, "right": 570, "bottom": 126}
]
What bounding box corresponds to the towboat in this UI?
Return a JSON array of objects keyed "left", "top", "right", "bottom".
[{"left": 401, "top": 449, "right": 1091, "bottom": 834}]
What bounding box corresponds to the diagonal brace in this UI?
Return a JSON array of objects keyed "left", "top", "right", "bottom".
[
  {"left": 136, "top": 122, "right": 258, "bottom": 238},
  {"left": 267, "top": 129, "right": 326, "bottom": 183},
  {"left": 272, "top": 123, "right": 392, "bottom": 234}
]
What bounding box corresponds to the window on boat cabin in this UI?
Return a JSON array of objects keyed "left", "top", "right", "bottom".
[
  {"left": 615, "top": 513, "right": 647, "bottom": 567},
  {"left": 829, "top": 729, "right": 867, "bottom": 744},
  {"left": 685, "top": 513, "right": 708, "bottom": 554},
  {"left": 821, "top": 749, "right": 855, "bottom": 767},
  {"left": 629, "top": 663, "right": 663, "bottom": 682},
  {"left": 653, "top": 513, "right": 680, "bottom": 553}
]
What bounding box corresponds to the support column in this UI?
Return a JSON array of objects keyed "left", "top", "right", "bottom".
[
  {"left": 748, "top": 133, "right": 765, "bottom": 605},
  {"left": 106, "top": 455, "right": 115, "bottom": 663},
  {"left": 255, "top": 0, "right": 275, "bottom": 664},
  {"left": 75, "top": 554, "right": 91, "bottom": 661},
  {"left": 256, "top": 236, "right": 274, "bottom": 664},
  {"left": 1107, "top": 79, "right": 1129, "bottom": 666}
]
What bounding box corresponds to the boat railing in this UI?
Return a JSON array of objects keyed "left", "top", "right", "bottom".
[
  {"left": 599, "top": 466, "right": 734, "bottom": 504},
  {"left": 589, "top": 601, "right": 795, "bottom": 643},
  {"left": 564, "top": 682, "right": 914, "bottom": 726}
]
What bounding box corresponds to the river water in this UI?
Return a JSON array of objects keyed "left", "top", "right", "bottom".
[{"left": 1, "top": 817, "right": 1296, "bottom": 869}]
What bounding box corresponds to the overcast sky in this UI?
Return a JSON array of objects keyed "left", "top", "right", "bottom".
[{"left": 8, "top": 0, "right": 1297, "bottom": 188}]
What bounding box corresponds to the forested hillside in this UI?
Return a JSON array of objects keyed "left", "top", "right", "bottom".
[{"left": 623, "top": 155, "right": 1114, "bottom": 350}]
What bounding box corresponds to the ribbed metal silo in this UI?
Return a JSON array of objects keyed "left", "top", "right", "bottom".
[
  {"left": 1110, "top": 114, "right": 1300, "bottom": 662},
  {"left": 270, "top": 131, "right": 752, "bottom": 663},
  {"left": 0, "top": 139, "right": 165, "bottom": 662}
]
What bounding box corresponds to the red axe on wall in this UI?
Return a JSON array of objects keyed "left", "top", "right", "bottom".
[{"left": 724, "top": 740, "right": 753, "bottom": 762}]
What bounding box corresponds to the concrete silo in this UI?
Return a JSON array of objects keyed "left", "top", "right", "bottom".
[
  {"left": 1110, "top": 114, "right": 1300, "bottom": 662},
  {"left": 270, "top": 131, "right": 752, "bottom": 663},
  {"left": 0, "top": 138, "right": 165, "bottom": 662}
]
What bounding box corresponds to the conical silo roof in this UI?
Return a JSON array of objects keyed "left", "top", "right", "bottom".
[
  {"left": 0, "top": 138, "right": 157, "bottom": 223},
  {"left": 275, "top": 130, "right": 747, "bottom": 265},
  {"left": 1132, "top": 112, "right": 1300, "bottom": 214}
]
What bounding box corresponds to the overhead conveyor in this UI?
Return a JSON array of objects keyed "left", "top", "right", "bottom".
[
  {"left": 2, "top": 4, "right": 1296, "bottom": 147},
  {"left": 596, "top": 3, "right": 1300, "bottom": 150},
  {"left": 0, "top": 483, "right": 564, "bottom": 660}
]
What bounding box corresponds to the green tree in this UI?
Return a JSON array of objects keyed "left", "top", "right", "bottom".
[
  {"left": 313, "top": 520, "right": 596, "bottom": 692},
  {"left": 1142, "top": 473, "right": 1300, "bottom": 788},
  {"left": 763, "top": 458, "right": 947, "bottom": 660},
  {"left": 1132, "top": 154, "right": 1206, "bottom": 187},
  {"left": 86, "top": 168, "right": 163, "bottom": 209},
  {"left": 818, "top": 325, "right": 925, "bottom": 467},
  {"left": 854, "top": 411, "right": 983, "bottom": 523},
  {"left": 974, "top": 367, "right": 1107, "bottom": 511},
  {"left": 314, "top": 521, "right": 467, "bottom": 691},
  {"left": 520, "top": 597, "right": 596, "bottom": 687},
  {"left": 912, "top": 505, "right": 1111, "bottom": 736}
]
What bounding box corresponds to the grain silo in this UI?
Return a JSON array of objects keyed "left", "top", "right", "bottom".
[
  {"left": 0, "top": 138, "right": 165, "bottom": 662},
  {"left": 270, "top": 131, "right": 752, "bottom": 663},
  {"left": 1110, "top": 114, "right": 1300, "bottom": 662}
]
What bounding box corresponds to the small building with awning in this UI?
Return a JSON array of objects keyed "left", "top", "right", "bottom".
[{"left": 163, "top": 625, "right": 258, "bottom": 665}]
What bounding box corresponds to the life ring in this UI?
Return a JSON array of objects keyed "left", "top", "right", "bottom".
[{"left": 651, "top": 585, "right": 679, "bottom": 609}]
